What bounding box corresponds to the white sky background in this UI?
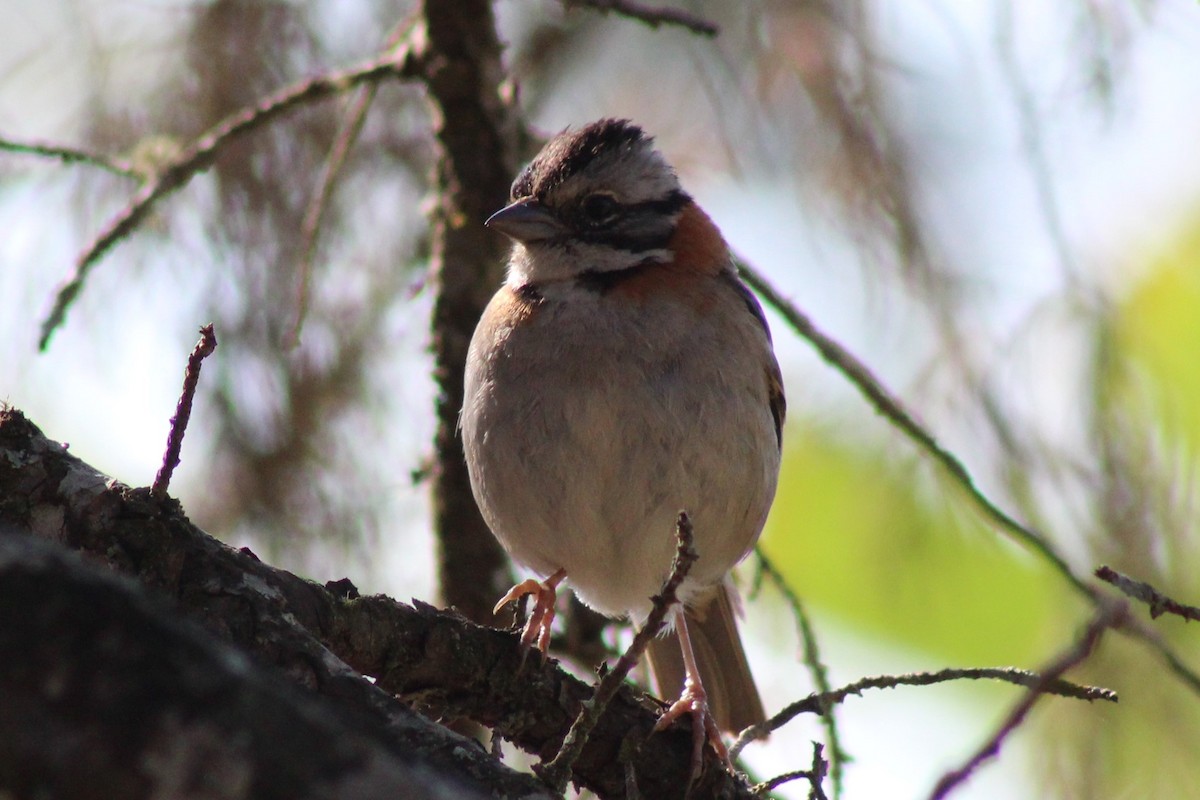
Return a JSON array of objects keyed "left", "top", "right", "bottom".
[{"left": 3, "top": 1, "right": 1200, "bottom": 798}]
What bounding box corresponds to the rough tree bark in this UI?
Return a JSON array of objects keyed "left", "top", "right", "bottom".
[
  {"left": 0, "top": 407, "right": 758, "bottom": 800},
  {"left": 0, "top": 535, "right": 493, "bottom": 800},
  {"left": 420, "top": 0, "right": 521, "bottom": 624}
]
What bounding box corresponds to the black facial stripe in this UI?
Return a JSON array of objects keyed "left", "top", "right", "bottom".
[
  {"left": 568, "top": 190, "right": 691, "bottom": 252},
  {"left": 575, "top": 229, "right": 672, "bottom": 254},
  {"left": 632, "top": 190, "right": 690, "bottom": 217},
  {"left": 577, "top": 261, "right": 656, "bottom": 293},
  {"left": 566, "top": 190, "right": 689, "bottom": 228}
]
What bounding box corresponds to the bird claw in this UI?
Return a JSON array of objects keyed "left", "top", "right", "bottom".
[
  {"left": 494, "top": 569, "right": 565, "bottom": 659},
  {"left": 654, "top": 678, "right": 732, "bottom": 778}
]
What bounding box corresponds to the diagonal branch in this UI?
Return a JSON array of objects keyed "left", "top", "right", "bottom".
[
  {"left": 747, "top": 551, "right": 845, "bottom": 797},
  {"left": 738, "top": 261, "right": 1089, "bottom": 593},
  {"left": 537, "top": 513, "right": 698, "bottom": 792},
  {"left": 0, "top": 534, "right": 506, "bottom": 800},
  {"left": 0, "top": 406, "right": 755, "bottom": 800},
  {"left": 0, "top": 407, "right": 555, "bottom": 800},
  {"left": 0, "top": 135, "right": 140, "bottom": 179},
  {"left": 1096, "top": 565, "right": 1200, "bottom": 623},
  {"left": 928, "top": 601, "right": 1127, "bottom": 799},
  {"left": 739, "top": 259, "right": 1200, "bottom": 697},
  {"left": 37, "top": 46, "right": 425, "bottom": 351},
  {"left": 282, "top": 17, "right": 419, "bottom": 350},
  {"left": 564, "top": 0, "right": 719, "bottom": 36},
  {"left": 282, "top": 86, "right": 378, "bottom": 351}
]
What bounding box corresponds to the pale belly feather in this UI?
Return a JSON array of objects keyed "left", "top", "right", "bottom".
[{"left": 463, "top": 281, "right": 779, "bottom": 619}]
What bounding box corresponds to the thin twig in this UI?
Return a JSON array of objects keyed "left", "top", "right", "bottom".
[
  {"left": 0, "top": 136, "right": 140, "bottom": 179},
  {"left": 152, "top": 324, "right": 217, "bottom": 498},
  {"left": 732, "top": 664, "right": 1116, "bottom": 756},
  {"left": 565, "top": 0, "right": 719, "bottom": 36},
  {"left": 927, "top": 601, "right": 1127, "bottom": 800},
  {"left": 283, "top": 87, "right": 376, "bottom": 350},
  {"left": 737, "top": 261, "right": 1092, "bottom": 599},
  {"left": 38, "top": 46, "right": 424, "bottom": 352},
  {"left": 739, "top": 262, "right": 1200, "bottom": 698},
  {"left": 1096, "top": 565, "right": 1200, "bottom": 623},
  {"left": 283, "top": 17, "right": 416, "bottom": 350},
  {"left": 536, "top": 512, "right": 699, "bottom": 793},
  {"left": 752, "top": 741, "right": 828, "bottom": 798},
  {"left": 994, "top": 1, "right": 1083, "bottom": 290},
  {"left": 742, "top": 552, "right": 844, "bottom": 799}
]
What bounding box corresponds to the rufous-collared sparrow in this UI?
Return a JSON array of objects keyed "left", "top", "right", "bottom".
[{"left": 461, "top": 119, "right": 784, "bottom": 766}]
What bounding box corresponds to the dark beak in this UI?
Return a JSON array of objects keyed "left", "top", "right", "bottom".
[{"left": 485, "top": 197, "right": 563, "bottom": 243}]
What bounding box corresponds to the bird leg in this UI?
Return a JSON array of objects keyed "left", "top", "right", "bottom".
[
  {"left": 493, "top": 567, "right": 567, "bottom": 658},
  {"left": 652, "top": 610, "right": 732, "bottom": 777}
]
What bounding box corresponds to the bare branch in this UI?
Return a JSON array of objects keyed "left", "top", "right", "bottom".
[
  {"left": 1096, "top": 565, "right": 1200, "bottom": 623},
  {"left": 751, "top": 741, "right": 828, "bottom": 799},
  {"left": 1, "top": 407, "right": 755, "bottom": 800},
  {"left": 419, "top": 0, "right": 523, "bottom": 625},
  {"left": 538, "top": 512, "right": 698, "bottom": 792},
  {"left": 739, "top": 260, "right": 1200, "bottom": 700},
  {"left": 283, "top": 17, "right": 418, "bottom": 350},
  {"left": 565, "top": 0, "right": 719, "bottom": 37},
  {"left": 738, "top": 260, "right": 1091, "bottom": 596},
  {"left": 744, "top": 552, "right": 844, "bottom": 798},
  {"left": 994, "top": 1, "right": 1083, "bottom": 289},
  {"left": 38, "top": 46, "right": 424, "bottom": 351},
  {"left": 282, "top": 89, "right": 375, "bottom": 351},
  {"left": 927, "top": 601, "right": 1128, "bottom": 799},
  {"left": 733, "top": 665, "right": 1116, "bottom": 756},
  {"left": 152, "top": 324, "right": 217, "bottom": 498},
  {"left": 0, "top": 135, "right": 139, "bottom": 179}
]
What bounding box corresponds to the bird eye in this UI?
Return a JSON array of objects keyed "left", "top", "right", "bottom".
[{"left": 580, "top": 192, "right": 620, "bottom": 226}]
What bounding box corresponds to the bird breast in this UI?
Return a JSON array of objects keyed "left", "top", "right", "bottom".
[{"left": 462, "top": 272, "right": 780, "bottom": 620}]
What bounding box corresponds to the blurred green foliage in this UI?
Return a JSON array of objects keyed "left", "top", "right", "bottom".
[
  {"left": 759, "top": 211, "right": 1200, "bottom": 796},
  {"left": 761, "top": 423, "right": 1069, "bottom": 667},
  {"left": 1115, "top": 225, "right": 1200, "bottom": 460},
  {"left": 1066, "top": 214, "right": 1200, "bottom": 796}
]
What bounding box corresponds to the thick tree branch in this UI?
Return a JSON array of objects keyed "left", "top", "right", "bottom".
[
  {"left": 0, "top": 407, "right": 554, "bottom": 800},
  {"left": 0, "top": 535, "right": 496, "bottom": 800},
  {"left": 416, "top": 1, "right": 523, "bottom": 624},
  {"left": 0, "top": 407, "right": 755, "bottom": 800}
]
